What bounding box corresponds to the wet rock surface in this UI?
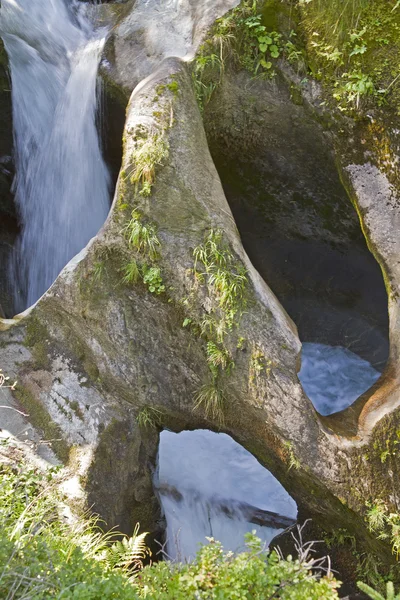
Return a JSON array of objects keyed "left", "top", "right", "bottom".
[
  {"left": 204, "top": 69, "right": 389, "bottom": 370},
  {"left": 1, "top": 0, "right": 400, "bottom": 581}
]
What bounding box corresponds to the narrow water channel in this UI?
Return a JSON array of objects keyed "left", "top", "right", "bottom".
[{"left": 0, "top": 0, "right": 111, "bottom": 313}]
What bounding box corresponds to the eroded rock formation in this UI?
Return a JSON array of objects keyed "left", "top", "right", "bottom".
[{"left": 1, "top": 0, "right": 400, "bottom": 579}]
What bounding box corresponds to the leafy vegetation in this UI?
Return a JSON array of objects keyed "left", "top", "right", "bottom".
[
  {"left": 0, "top": 446, "right": 149, "bottom": 599},
  {"left": 142, "top": 265, "right": 166, "bottom": 295},
  {"left": 126, "top": 134, "right": 169, "bottom": 197},
  {"left": 8, "top": 440, "right": 400, "bottom": 598},
  {"left": 189, "top": 229, "right": 248, "bottom": 422},
  {"left": 136, "top": 530, "right": 341, "bottom": 599},
  {"left": 193, "top": 229, "right": 247, "bottom": 334},
  {"left": 193, "top": 0, "right": 400, "bottom": 114},
  {"left": 298, "top": 0, "right": 400, "bottom": 112},
  {"left": 358, "top": 581, "right": 400, "bottom": 600},
  {"left": 366, "top": 500, "right": 400, "bottom": 557},
  {"left": 121, "top": 210, "right": 166, "bottom": 296},
  {"left": 193, "top": 1, "right": 287, "bottom": 109},
  {"left": 123, "top": 210, "right": 161, "bottom": 261},
  {"left": 136, "top": 406, "right": 163, "bottom": 429}
]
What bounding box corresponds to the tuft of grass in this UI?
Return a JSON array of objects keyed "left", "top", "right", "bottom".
[
  {"left": 128, "top": 135, "right": 169, "bottom": 197},
  {"left": 136, "top": 406, "right": 163, "bottom": 429},
  {"left": 193, "top": 381, "right": 226, "bottom": 425},
  {"left": 193, "top": 229, "right": 248, "bottom": 332},
  {"left": 123, "top": 210, "right": 161, "bottom": 261},
  {"left": 121, "top": 260, "right": 141, "bottom": 285},
  {"left": 92, "top": 261, "right": 105, "bottom": 283}
]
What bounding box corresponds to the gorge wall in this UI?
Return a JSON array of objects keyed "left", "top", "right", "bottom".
[{"left": 1, "top": 0, "right": 400, "bottom": 582}]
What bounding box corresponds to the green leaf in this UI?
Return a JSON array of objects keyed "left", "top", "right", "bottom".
[
  {"left": 260, "top": 58, "right": 272, "bottom": 69},
  {"left": 349, "top": 45, "right": 367, "bottom": 57}
]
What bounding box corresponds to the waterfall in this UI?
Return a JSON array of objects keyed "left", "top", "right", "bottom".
[
  {"left": 0, "top": 0, "right": 110, "bottom": 312},
  {"left": 158, "top": 430, "right": 297, "bottom": 561}
]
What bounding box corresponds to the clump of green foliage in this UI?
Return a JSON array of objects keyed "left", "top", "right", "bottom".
[
  {"left": 0, "top": 444, "right": 149, "bottom": 599},
  {"left": 366, "top": 499, "right": 400, "bottom": 557},
  {"left": 142, "top": 265, "right": 166, "bottom": 295},
  {"left": 358, "top": 581, "right": 400, "bottom": 600},
  {"left": 123, "top": 209, "right": 161, "bottom": 260},
  {"left": 190, "top": 229, "right": 248, "bottom": 423},
  {"left": 137, "top": 530, "right": 341, "bottom": 599},
  {"left": 298, "top": 0, "right": 400, "bottom": 112},
  {"left": 121, "top": 210, "right": 166, "bottom": 296},
  {"left": 193, "top": 1, "right": 289, "bottom": 110},
  {"left": 127, "top": 134, "right": 169, "bottom": 197},
  {"left": 193, "top": 229, "right": 248, "bottom": 333},
  {"left": 136, "top": 406, "right": 163, "bottom": 429},
  {"left": 0, "top": 441, "right": 347, "bottom": 599}
]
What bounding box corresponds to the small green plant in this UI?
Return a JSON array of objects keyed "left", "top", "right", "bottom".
[
  {"left": 334, "top": 70, "right": 375, "bottom": 109},
  {"left": 142, "top": 265, "right": 165, "bottom": 295},
  {"left": 193, "top": 380, "right": 226, "bottom": 425},
  {"left": 366, "top": 500, "right": 400, "bottom": 557},
  {"left": 107, "top": 523, "right": 151, "bottom": 574},
  {"left": 193, "top": 229, "right": 248, "bottom": 331},
  {"left": 284, "top": 441, "right": 301, "bottom": 471},
  {"left": 127, "top": 134, "right": 169, "bottom": 197},
  {"left": 123, "top": 210, "right": 161, "bottom": 260},
  {"left": 92, "top": 261, "right": 105, "bottom": 282},
  {"left": 121, "top": 260, "right": 141, "bottom": 284},
  {"left": 206, "top": 341, "right": 233, "bottom": 375},
  {"left": 358, "top": 581, "right": 400, "bottom": 600},
  {"left": 136, "top": 406, "right": 163, "bottom": 429}
]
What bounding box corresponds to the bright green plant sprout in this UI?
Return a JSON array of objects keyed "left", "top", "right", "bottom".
[
  {"left": 121, "top": 259, "right": 141, "bottom": 285},
  {"left": 193, "top": 380, "right": 226, "bottom": 425},
  {"left": 127, "top": 134, "right": 169, "bottom": 197},
  {"left": 123, "top": 210, "right": 161, "bottom": 261},
  {"left": 136, "top": 406, "right": 163, "bottom": 429},
  {"left": 358, "top": 581, "right": 400, "bottom": 600},
  {"left": 142, "top": 265, "right": 165, "bottom": 295}
]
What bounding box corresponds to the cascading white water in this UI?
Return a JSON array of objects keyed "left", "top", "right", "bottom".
[
  {"left": 158, "top": 345, "right": 380, "bottom": 561},
  {"left": 0, "top": 0, "right": 110, "bottom": 312},
  {"left": 158, "top": 430, "right": 297, "bottom": 561}
]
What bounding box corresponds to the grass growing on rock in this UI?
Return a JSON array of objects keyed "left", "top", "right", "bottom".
[
  {"left": 127, "top": 134, "right": 169, "bottom": 198},
  {"left": 298, "top": 0, "right": 400, "bottom": 113}
]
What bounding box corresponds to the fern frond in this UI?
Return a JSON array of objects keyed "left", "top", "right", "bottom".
[{"left": 106, "top": 523, "right": 150, "bottom": 574}]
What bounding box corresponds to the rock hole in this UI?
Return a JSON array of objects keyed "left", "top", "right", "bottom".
[
  {"left": 205, "top": 76, "right": 389, "bottom": 415},
  {"left": 156, "top": 429, "right": 297, "bottom": 561}
]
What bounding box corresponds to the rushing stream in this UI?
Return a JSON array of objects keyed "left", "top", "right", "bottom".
[
  {"left": 0, "top": 0, "right": 110, "bottom": 312},
  {"left": 158, "top": 343, "right": 380, "bottom": 560}
]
